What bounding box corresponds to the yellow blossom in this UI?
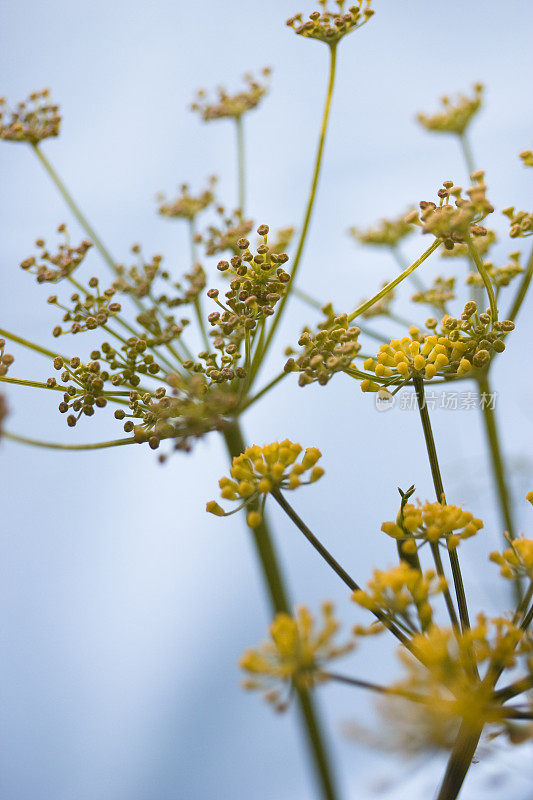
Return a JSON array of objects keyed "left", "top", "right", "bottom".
[
  {"left": 207, "top": 440, "right": 324, "bottom": 527},
  {"left": 382, "top": 500, "right": 483, "bottom": 552},
  {"left": 348, "top": 210, "right": 414, "bottom": 248},
  {"left": 352, "top": 564, "right": 447, "bottom": 632},
  {"left": 240, "top": 602, "right": 353, "bottom": 709}
]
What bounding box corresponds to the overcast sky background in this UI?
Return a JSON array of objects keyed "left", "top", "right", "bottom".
[{"left": 1, "top": 1, "right": 533, "bottom": 798}]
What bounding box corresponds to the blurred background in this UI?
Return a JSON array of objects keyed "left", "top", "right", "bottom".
[{"left": 1, "top": 1, "right": 533, "bottom": 797}]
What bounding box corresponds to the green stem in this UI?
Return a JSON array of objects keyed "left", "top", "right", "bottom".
[
  {"left": 507, "top": 243, "right": 533, "bottom": 322},
  {"left": 347, "top": 241, "right": 440, "bottom": 323},
  {"left": 0, "top": 327, "right": 63, "bottom": 361},
  {"left": 413, "top": 377, "right": 471, "bottom": 636},
  {"left": 221, "top": 421, "right": 339, "bottom": 800},
  {"left": 459, "top": 132, "right": 476, "bottom": 177},
  {"left": 260, "top": 44, "right": 338, "bottom": 362},
  {"left": 235, "top": 115, "right": 246, "bottom": 213},
  {"left": 240, "top": 371, "right": 287, "bottom": 412},
  {"left": 271, "top": 488, "right": 411, "bottom": 649},
  {"left": 32, "top": 145, "right": 119, "bottom": 277},
  {"left": 465, "top": 235, "right": 498, "bottom": 321},
  {"left": 390, "top": 244, "right": 426, "bottom": 294},
  {"left": 476, "top": 371, "right": 521, "bottom": 604},
  {"left": 3, "top": 430, "right": 135, "bottom": 450},
  {"left": 435, "top": 720, "right": 482, "bottom": 800},
  {"left": 189, "top": 218, "right": 209, "bottom": 350}
]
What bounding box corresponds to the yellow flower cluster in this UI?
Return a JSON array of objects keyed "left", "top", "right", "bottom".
[
  {"left": 206, "top": 441, "right": 324, "bottom": 528},
  {"left": 348, "top": 210, "right": 414, "bottom": 248},
  {"left": 520, "top": 149, "right": 533, "bottom": 167},
  {"left": 285, "top": 309, "right": 361, "bottom": 386},
  {"left": 503, "top": 205, "right": 533, "bottom": 238},
  {"left": 406, "top": 175, "right": 493, "bottom": 251},
  {"left": 156, "top": 176, "right": 216, "bottom": 220},
  {"left": 352, "top": 564, "right": 447, "bottom": 632},
  {"left": 412, "top": 276, "right": 455, "bottom": 311},
  {"left": 392, "top": 618, "right": 523, "bottom": 739},
  {"left": 466, "top": 252, "right": 523, "bottom": 289},
  {"left": 490, "top": 496, "right": 533, "bottom": 577},
  {"left": 382, "top": 501, "right": 483, "bottom": 552},
  {"left": 491, "top": 538, "right": 533, "bottom": 580},
  {"left": 287, "top": 0, "right": 374, "bottom": 45},
  {"left": 240, "top": 602, "right": 353, "bottom": 709},
  {"left": 0, "top": 89, "right": 61, "bottom": 144},
  {"left": 417, "top": 84, "right": 483, "bottom": 136},
  {"left": 191, "top": 69, "right": 271, "bottom": 121},
  {"left": 360, "top": 303, "right": 515, "bottom": 392}
]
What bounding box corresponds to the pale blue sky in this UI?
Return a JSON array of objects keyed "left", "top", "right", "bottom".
[{"left": 1, "top": 1, "right": 533, "bottom": 798}]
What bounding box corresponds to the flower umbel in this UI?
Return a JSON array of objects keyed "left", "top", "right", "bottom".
[
  {"left": 191, "top": 69, "right": 271, "bottom": 122},
  {"left": 0, "top": 89, "right": 61, "bottom": 144},
  {"left": 156, "top": 176, "right": 216, "bottom": 221},
  {"left": 240, "top": 602, "right": 353, "bottom": 710},
  {"left": 382, "top": 500, "right": 483, "bottom": 553},
  {"left": 287, "top": 1, "right": 374, "bottom": 45},
  {"left": 417, "top": 84, "right": 483, "bottom": 136},
  {"left": 406, "top": 175, "right": 493, "bottom": 251},
  {"left": 360, "top": 303, "right": 515, "bottom": 392},
  {"left": 348, "top": 210, "right": 414, "bottom": 248},
  {"left": 20, "top": 225, "right": 92, "bottom": 283},
  {"left": 207, "top": 440, "right": 324, "bottom": 528}
]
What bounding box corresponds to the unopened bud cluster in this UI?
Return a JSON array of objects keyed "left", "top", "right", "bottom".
[
  {"left": 208, "top": 225, "right": 290, "bottom": 338},
  {"left": 20, "top": 226, "right": 92, "bottom": 283},
  {"left": 157, "top": 176, "right": 216, "bottom": 220},
  {"left": 287, "top": 1, "right": 374, "bottom": 45},
  {"left": 285, "top": 309, "right": 361, "bottom": 386},
  {"left": 412, "top": 276, "right": 455, "bottom": 310},
  {"left": 466, "top": 252, "right": 523, "bottom": 289},
  {"left": 191, "top": 69, "right": 271, "bottom": 121},
  {"left": 417, "top": 84, "right": 483, "bottom": 136},
  {"left": 406, "top": 175, "right": 493, "bottom": 250},
  {"left": 47, "top": 278, "right": 121, "bottom": 337},
  {"left": 348, "top": 210, "right": 414, "bottom": 248},
  {"left": 502, "top": 206, "right": 533, "bottom": 239},
  {"left": 0, "top": 89, "right": 61, "bottom": 144}
]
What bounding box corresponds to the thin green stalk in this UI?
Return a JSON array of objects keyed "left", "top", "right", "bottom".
[
  {"left": 261, "top": 44, "right": 338, "bottom": 362},
  {"left": 3, "top": 430, "right": 135, "bottom": 450},
  {"left": 32, "top": 145, "right": 119, "bottom": 277},
  {"left": 494, "top": 675, "right": 533, "bottom": 702},
  {"left": 507, "top": 243, "right": 533, "bottom": 322},
  {"left": 0, "top": 327, "right": 63, "bottom": 361},
  {"left": 435, "top": 720, "right": 482, "bottom": 800},
  {"left": 271, "top": 488, "right": 411, "bottom": 649},
  {"left": 221, "top": 421, "right": 339, "bottom": 800},
  {"left": 459, "top": 132, "right": 476, "bottom": 177},
  {"left": 390, "top": 244, "right": 426, "bottom": 294},
  {"left": 412, "top": 377, "right": 471, "bottom": 636},
  {"left": 235, "top": 115, "right": 246, "bottom": 213},
  {"left": 240, "top": 371, "right": 287, "bottom": 412},
  {"left": 465, "top": 235, "right": 498, "bottom": 321},
  {"left": 476, "top": 371, "right": 522, "bottom": 604},
  {"left": 347, "top": 240, "right": 440, "bottom": 323},
  {"left": 476, "top": 372, "right": 516, "bottom": 540},
  {"left": 189, "top": 218, "right": 209, "bottom": 350}
]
